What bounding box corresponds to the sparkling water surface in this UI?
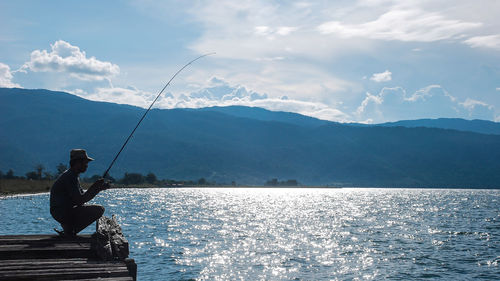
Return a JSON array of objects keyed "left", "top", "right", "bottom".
[{"left": 1, "top": 188, "right": 499, "bottom": 280}]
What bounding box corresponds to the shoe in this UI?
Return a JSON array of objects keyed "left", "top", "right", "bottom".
[{"left": 54, "top": 228, "right": 76, "bottom": 238}]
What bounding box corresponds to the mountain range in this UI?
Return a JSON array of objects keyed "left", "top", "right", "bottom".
[{"left": 1, "top": 87, "right": 499, "bottom": 187}]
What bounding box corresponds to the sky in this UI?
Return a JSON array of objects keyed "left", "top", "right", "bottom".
[{"left": 1, "top": 0, "right": 499, "bottom": 123}]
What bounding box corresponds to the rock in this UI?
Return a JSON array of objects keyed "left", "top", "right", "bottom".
[{"left": 92, "top": 215, "right": 130, "bottom": 261}]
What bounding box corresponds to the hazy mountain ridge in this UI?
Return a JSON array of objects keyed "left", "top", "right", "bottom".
[
  {"left": 199, "top": 105, "right": 500, "bottom": 135},
  {"left": 195, "top": 106, "right": 330, "bottom": 127},
  {"left": 1, "top": 88, "right": 499, "bottom": 187},
  {"left": 377, "top": 118, "right": 500, "bottom": 135}
]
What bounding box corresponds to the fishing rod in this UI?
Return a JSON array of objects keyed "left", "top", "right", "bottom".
[{"left": 102, "top": 52, "right": 216, "bottom": 179}]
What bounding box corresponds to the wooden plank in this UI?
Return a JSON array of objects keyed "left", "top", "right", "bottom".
[
  {"left": 0, "top": 243, "right": 91, "bottom": 249},
  {"left": 0, "top": 236, "right": 92, "bottom": 246},
  {"left": 59, "top": 277, "right": 134, "bottom": 281},
  {"left": 0, "top": 234, "right": 92, "bottom": 239},
  {"left": 0, "top": 247, "right": 95, "bottom": 259},
  {"left": 0, "top": 258, "right": 123, "bottom": 268},
  {"left": 0, "top": 258, "right": 89, "bottom": 266},
  {"left": 0, "top": 242, "right": 91, "bottom": 249},
  {"left": 0, "top": 267, "right": 131, "bottom": 280},
  {"left": 0, "top": 266, "right": 129, "bottom": 275},
  {"left": 0, "top": 262, "right": 126, "bottom": 271},
  {"left": 0, "top": 234, "right": 92, "bottom": 242}
]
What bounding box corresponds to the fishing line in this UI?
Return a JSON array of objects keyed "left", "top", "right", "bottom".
[{"left": 102, "top": 52, "right": 216, "bottom": 179}]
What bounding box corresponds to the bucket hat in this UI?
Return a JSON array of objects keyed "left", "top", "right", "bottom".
[{"left": 70, "top": 149, "right": 94, "bottom": 162}]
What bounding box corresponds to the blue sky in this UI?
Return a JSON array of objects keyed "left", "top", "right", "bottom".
[{"left": 1, "top": 0, "right": 499, "bottom": 123}]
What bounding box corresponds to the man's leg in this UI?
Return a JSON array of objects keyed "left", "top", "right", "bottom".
[
  {"left": 51, "top": 207, "right": 76, "bottom": 237},
  {"left": 72, "top": 204, "right": 105, "bottom": 234},
  {"left": 61, "top": 224, "right": 75, "bottom": 236}
]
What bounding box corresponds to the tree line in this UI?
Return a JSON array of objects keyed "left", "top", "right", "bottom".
[
  {"left": 1, "top": 165, "right": 298, "bottom": 187},
  {"left": 0, "top": 164, "right": 67, "bottom": 181},
  {"left": 102, "top": 173, "right": 218, "bottom": 186},
  {"left": 265, "top": 178, "right": 299, "bottom": 186},
  {"left": 0, "top": 165, "right": 220, "bottom": 187}
]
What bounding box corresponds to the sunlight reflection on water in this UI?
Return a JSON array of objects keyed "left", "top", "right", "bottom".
[{"left": 1, "top": 188, "right": 499, "bottom": 280}]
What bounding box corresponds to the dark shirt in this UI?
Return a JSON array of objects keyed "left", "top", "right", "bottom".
[{"left": 50, "top": 169, "right": 93, "bottom": 211}]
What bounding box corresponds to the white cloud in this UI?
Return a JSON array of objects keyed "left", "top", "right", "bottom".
[
  {"left": 370, "top": 70, "right": 392, "bottom": 82},
  {"left": 21, "top": 40, "right": 119, "bottom": 81},
  {"left": 187, "top": 0, "right": 358, "bottom": 62},
  {"left": 254, "top": 26, "right": 270, "bottom": 36},
  {"left": 189, "top": 79, "right": 268, "bottom": 101},
  {"left": 63, "top": 75, "right": 499, "bottom": 124},
  {"left": 0, "top": 62, "right": 21, "bottom": 88},
  {"left": 180, "top": 57, "right": 359, "bottom": 108},
  {"left": 464, "top": 35, "right": 500, "bottom": 50},
  {"left": 459, "top": 98, "right": 496, "bottom": 120},
  {"left": 355, "top": 85, "right": 462, "bottom": 122},
  {"left": 254, "top": 26, "right": 298, "bottom": 38},
  {"left": 161, "top": 77, "right": 351, "bottom": 122},
  {"left": 407, "top": 85, "right": 456, "bottom": 103},
  {"left": 355, "top": 92, "right": 384, "bottom": 122},
  {"left": 356, "top": 92, "right": 382, "bottom": 114},
  {"left": 70, "top": 77, "right": 351, "bottom": 122},
  {"left": 460, "top": 98, "right": 491, "bottom": 110},
  {"left": 71, "top": 86, "right": 157, "bottom": 108},
  {"left": 318, "top": 8, "right": 482, "bottom": 42},
  {"left": 276, "top": 26, "right": 298, "bottom": 36},
  {"left": 354, "top": 84, "right": 498, "bottom": 122}
]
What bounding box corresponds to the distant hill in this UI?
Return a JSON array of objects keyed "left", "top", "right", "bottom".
[
  {"left": 195, "top": 106, "right": 329, "bottom": 127},
  {"left": 1, "top": 87, "right": 500, "bottom": 188},
  {"left": 196, "top": 107, "right": 500, "bottom": 135},
  {"left": 378, "top": 118, "right": 500, "bottom": 135}
]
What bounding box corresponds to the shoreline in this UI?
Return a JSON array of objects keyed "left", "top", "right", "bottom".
[
  {"left": 3, "top": 184, "right": 499, "bottom": 198},
  {"left": 0, "top": 191, "right": 49, "bottom": 198},
  {"left": 2, "top": 179, "right": 499, "bottom": 197},
  {"left": 0, "top": 179, "right": 53, "bottom": 196}
]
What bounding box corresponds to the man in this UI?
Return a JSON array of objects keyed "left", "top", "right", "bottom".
[{"left": 50, "top": 149, "right": 109, "bottom": 237}]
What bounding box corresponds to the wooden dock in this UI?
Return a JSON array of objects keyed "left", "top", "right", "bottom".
[{"left": 0, "top": 217, "right": 137, "bottom": 280}]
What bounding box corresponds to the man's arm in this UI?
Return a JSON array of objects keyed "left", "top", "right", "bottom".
[{"left": 70, "top": 179, "right": 108, "bottom": 206}]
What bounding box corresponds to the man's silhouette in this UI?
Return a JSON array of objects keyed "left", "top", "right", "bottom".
[{"left": 50, "top": 149, "right": 108, "bottom": 237}]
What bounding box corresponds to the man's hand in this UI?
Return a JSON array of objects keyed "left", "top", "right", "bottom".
[
  {"left": 101, "top": 180, "right": 111, "bottom": 190},
  {"left": 93, "top": 178, "right": 111, "bottom": 191}
]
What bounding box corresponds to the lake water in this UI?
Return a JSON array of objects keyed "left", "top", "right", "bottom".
[{"left": 1, "top": 188, "right": 499, "bottom": 280}]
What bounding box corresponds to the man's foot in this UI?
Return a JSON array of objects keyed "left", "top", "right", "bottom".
[{"left": 54, "top": 228, "right": 76, "bottom": 238}]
